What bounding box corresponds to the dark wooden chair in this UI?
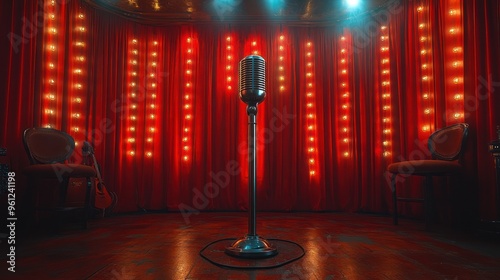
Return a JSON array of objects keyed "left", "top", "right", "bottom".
[
  {"left": 387, "top": 123, "right": 469, "bottom": 228},
  {"left": 23, "top": 127, "right": 96, "bottom": 230}
]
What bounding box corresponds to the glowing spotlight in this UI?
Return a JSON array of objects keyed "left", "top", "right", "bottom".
[
  {"left": 345, "top": 0, "right": 361, "bottom": 8},
  {"left": 265, "top": 0, "right": 286, "bottom": 14}
]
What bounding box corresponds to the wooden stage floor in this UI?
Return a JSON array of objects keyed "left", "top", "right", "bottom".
[{"left": 1, "top": 212, "right": 499, "bottom": 279}]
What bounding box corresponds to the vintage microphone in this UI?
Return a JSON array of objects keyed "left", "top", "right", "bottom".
[{"left": 225, "top": 55, "right": 278, "bottom": 258}]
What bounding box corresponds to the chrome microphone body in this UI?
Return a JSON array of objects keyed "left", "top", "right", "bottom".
[{"left": 239, "top": 55, "right": 266, "bottom": 108}]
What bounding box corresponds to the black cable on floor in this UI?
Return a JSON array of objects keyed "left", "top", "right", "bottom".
[{"left": 199, "top": 238, "right": 305, "bottom": 269}]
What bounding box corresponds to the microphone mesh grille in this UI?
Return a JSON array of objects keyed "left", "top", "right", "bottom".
[{"left": 239, "top": 55, "right": 266, "bottom": 92}]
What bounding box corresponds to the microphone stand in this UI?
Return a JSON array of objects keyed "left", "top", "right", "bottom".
[
  {"left": 248, "top": 106, "right": 257, "bottom": 238},
  {"left": 225, "top": 55, "right": 277, "bottom": 258}
]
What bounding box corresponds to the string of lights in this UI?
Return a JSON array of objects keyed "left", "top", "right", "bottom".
[
  {"left": 69, "top": 11, "right": 87, "bottom": 150},
  {"left": 42, "top": 0, "right": 59, "bottom": 129},
  {"left": 445, "top": 0, "right": 464, "bottom": 123},
  {"left": 127, "top": 38, "right": 140, "bottom": 157},
  {"left": 416, "top": 4, "right": 435, "bottom": 134},
  {"left": 338, "top": 34, "right": 352, "bottom": 159},
  {"left": 225, "top": 36, "right": 235, "bottom": 93},
  {"left": 305, "top": 41, "right": 319, "bottom": 177},
  {"left": 277, "top": 34, "right": 287, "bottom": 94},
  {"left": 379, "top": 26, "right": 392, "bottom": 158},
  {"left": 181, "top": 36, "right": 195, "bottom": 162},
  {"left": 144, "top": 40, "right": 159, "bottom": 159}
]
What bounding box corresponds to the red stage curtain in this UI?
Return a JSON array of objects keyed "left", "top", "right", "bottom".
[{"left": 1, "top": 0, "right": 499, "bottom": 221}]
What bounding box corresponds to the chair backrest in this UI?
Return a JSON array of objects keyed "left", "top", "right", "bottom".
[
  {"left": 428, "top": 123, "right": 469, "bottom": 161},
  {"left": 23, "top": 127, "right": 75, "bottom": 164}
]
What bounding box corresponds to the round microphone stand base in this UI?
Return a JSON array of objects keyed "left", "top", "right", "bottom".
[{"left": 225, "top": 235, "right": 278, "bottom": 259}]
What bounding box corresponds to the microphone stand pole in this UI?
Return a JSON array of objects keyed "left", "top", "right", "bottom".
[
  {"left": 225, "top": 105, "right": 277, "bottom": 258},
  {"left": 248, "top": 107, "right": 257, "bottom": 238}
]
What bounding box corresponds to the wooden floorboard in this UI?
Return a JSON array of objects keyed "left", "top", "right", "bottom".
[{"left": 1, "top": 212, "right": 499, "bottom": 279}]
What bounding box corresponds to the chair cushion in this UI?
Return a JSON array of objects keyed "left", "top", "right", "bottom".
[
  {"left": 24, "top": 163, "right": 96, "bottom": 178},
  {"left": 387, "top": 160, "right": 462, "bottom": 175}
]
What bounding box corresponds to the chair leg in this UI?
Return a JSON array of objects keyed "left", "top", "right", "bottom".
[
  {"left": 83, "top": 177, "right": 92, "bottom": 229},
  {"left": 26, "top": 178, "right": 39, "bottom": 228},
  {"left": 391, "top": 173, "right": 398, "bottom": 225},
  {"left": 54, "top": 177, "right": 70, "bottom": 232},
  {"left": 424, "top": 175, "right": 433, "bottom": 230},
  {"left": 58, "top": 177, "right": 70, "bottom": 207}
]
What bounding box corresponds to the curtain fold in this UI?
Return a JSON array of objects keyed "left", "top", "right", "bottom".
[
  {"left": 1, "top": 0, "right": 499, "bottom": 221},
  {"left": 463, "top": 0, "right": 500, "bottom": 221}
]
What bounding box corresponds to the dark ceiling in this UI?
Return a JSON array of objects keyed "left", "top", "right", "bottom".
[{"left": 84, "top": 0, "right": 398, "bottom": 25}]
